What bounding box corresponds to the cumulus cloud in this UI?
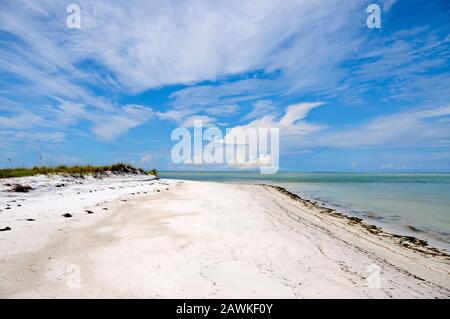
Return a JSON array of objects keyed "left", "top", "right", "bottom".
[
  {"left": 224, "top": 102, "right": 450, "bottom": 155},
  {"left": 226, "top": 102, "right": 325, "bottom": 139}
]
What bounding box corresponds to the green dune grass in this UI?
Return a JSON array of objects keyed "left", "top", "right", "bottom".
[{"left": 0, "top": 163, "right": 157, "bottom": 179}]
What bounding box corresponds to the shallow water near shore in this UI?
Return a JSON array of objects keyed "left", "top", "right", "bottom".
[{"left": 160, "top": 171, "right": 450, "bottom": 251}]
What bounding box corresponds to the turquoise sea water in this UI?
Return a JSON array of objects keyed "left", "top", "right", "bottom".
[{"left": 160, "top": 171, "right": 450, "bottom": 250}]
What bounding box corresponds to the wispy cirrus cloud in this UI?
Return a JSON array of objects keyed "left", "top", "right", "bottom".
[
  {"left": 224, "top": 101, "right": 450, "bottom": 155},
  {"left": 89, "top": 104, "right": 154, "bottom": 141},
  {"left": 181, "top": 115, "right": 217, "bottom": 128},
  {"left": 309, "top": 105, "right": 450, "bottom": 149},
  {"left": 224, "top": 102, "right": 326, "bottom": 144},
  {"left": 0, "top": 100, "right": 154, "bottom": 145},
  {"left": 242, "top": 100, "right": 277, "bottom": 121}
]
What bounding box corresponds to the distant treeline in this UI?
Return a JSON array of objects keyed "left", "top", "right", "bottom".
[{"left": 0, "top": 163, "right": 157, "bottom": 179}]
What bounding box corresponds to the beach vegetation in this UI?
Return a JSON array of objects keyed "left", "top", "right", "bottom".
[{"left": 0, "top": 163, "right": 157, "bottom": 179}]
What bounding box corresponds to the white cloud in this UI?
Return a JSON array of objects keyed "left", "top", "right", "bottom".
[
  {"left": 167, "top": 79, "right": 275, "bottom": 121},
  {"left": 156, "top": 109, "right": 193, "bottom": 123},
  {"left": 0, "top": 0, "right": 375, "bottom": 97},
  {"left": 2, "top": 0, "right": 446, "bottom": 105},
  {"left": 242, "top": 100, "right": 277, "bottom": 121},
  {"left": 280, "top": 102, "right": 324, "bottom": 126},
  {"left": 219, "top": 102, "right": 325, "bottom": 171},
  {"left": 205, "top": 105, "right": 240, "bottom": 117},
  {"left": 181, "top": 115, "right": 216, "bottom": 128},
  {"left": 0, "top": 129, "right": 65, "bottom": 145},
  {"left": 72, "top": 0, "right": 354, "bottom": 92},
  {"left": 224, "top": 102, "right": 326, "bottom": 147},
  {"left": 227, "top": 154, "right": 274, "bottom": 169},
  {"left": 1, "top": 0, "right": 448, "bottom": 155},
  {"left": 88, "top": 104, "right": 154, "bottom": 141},
  {"left": 297, "top": 104, "right": 450, "bottom": 149},
  {"left": 0, "top": 101, "right": 154, "bottom": 145},
  {"left": 222, "top": 102, "right": 450, "bottom": 157},
  {"left": 0, "top": 112, "right": 45, "bottom": 130}
]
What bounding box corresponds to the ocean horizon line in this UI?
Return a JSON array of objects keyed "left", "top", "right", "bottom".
[{"left": 159, "top": 170, "right": 450, "bottom": 175}]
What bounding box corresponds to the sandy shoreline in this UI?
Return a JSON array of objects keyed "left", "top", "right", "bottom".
[{"left": 1, "top": 175, "right": 449, "bottom": 298}]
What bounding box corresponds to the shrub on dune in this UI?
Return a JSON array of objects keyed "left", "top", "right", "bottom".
[{"left": 0, "top": 163, "right": 157, "bottom": 179}]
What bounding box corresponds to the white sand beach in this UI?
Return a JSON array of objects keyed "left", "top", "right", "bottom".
[{"left": 0, "top": 175, "right": 449, "bottom": 298}]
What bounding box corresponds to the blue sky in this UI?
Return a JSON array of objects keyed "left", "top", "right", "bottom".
[{"left": 0, "top": 0, "right": 449, "bottom": 172}]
